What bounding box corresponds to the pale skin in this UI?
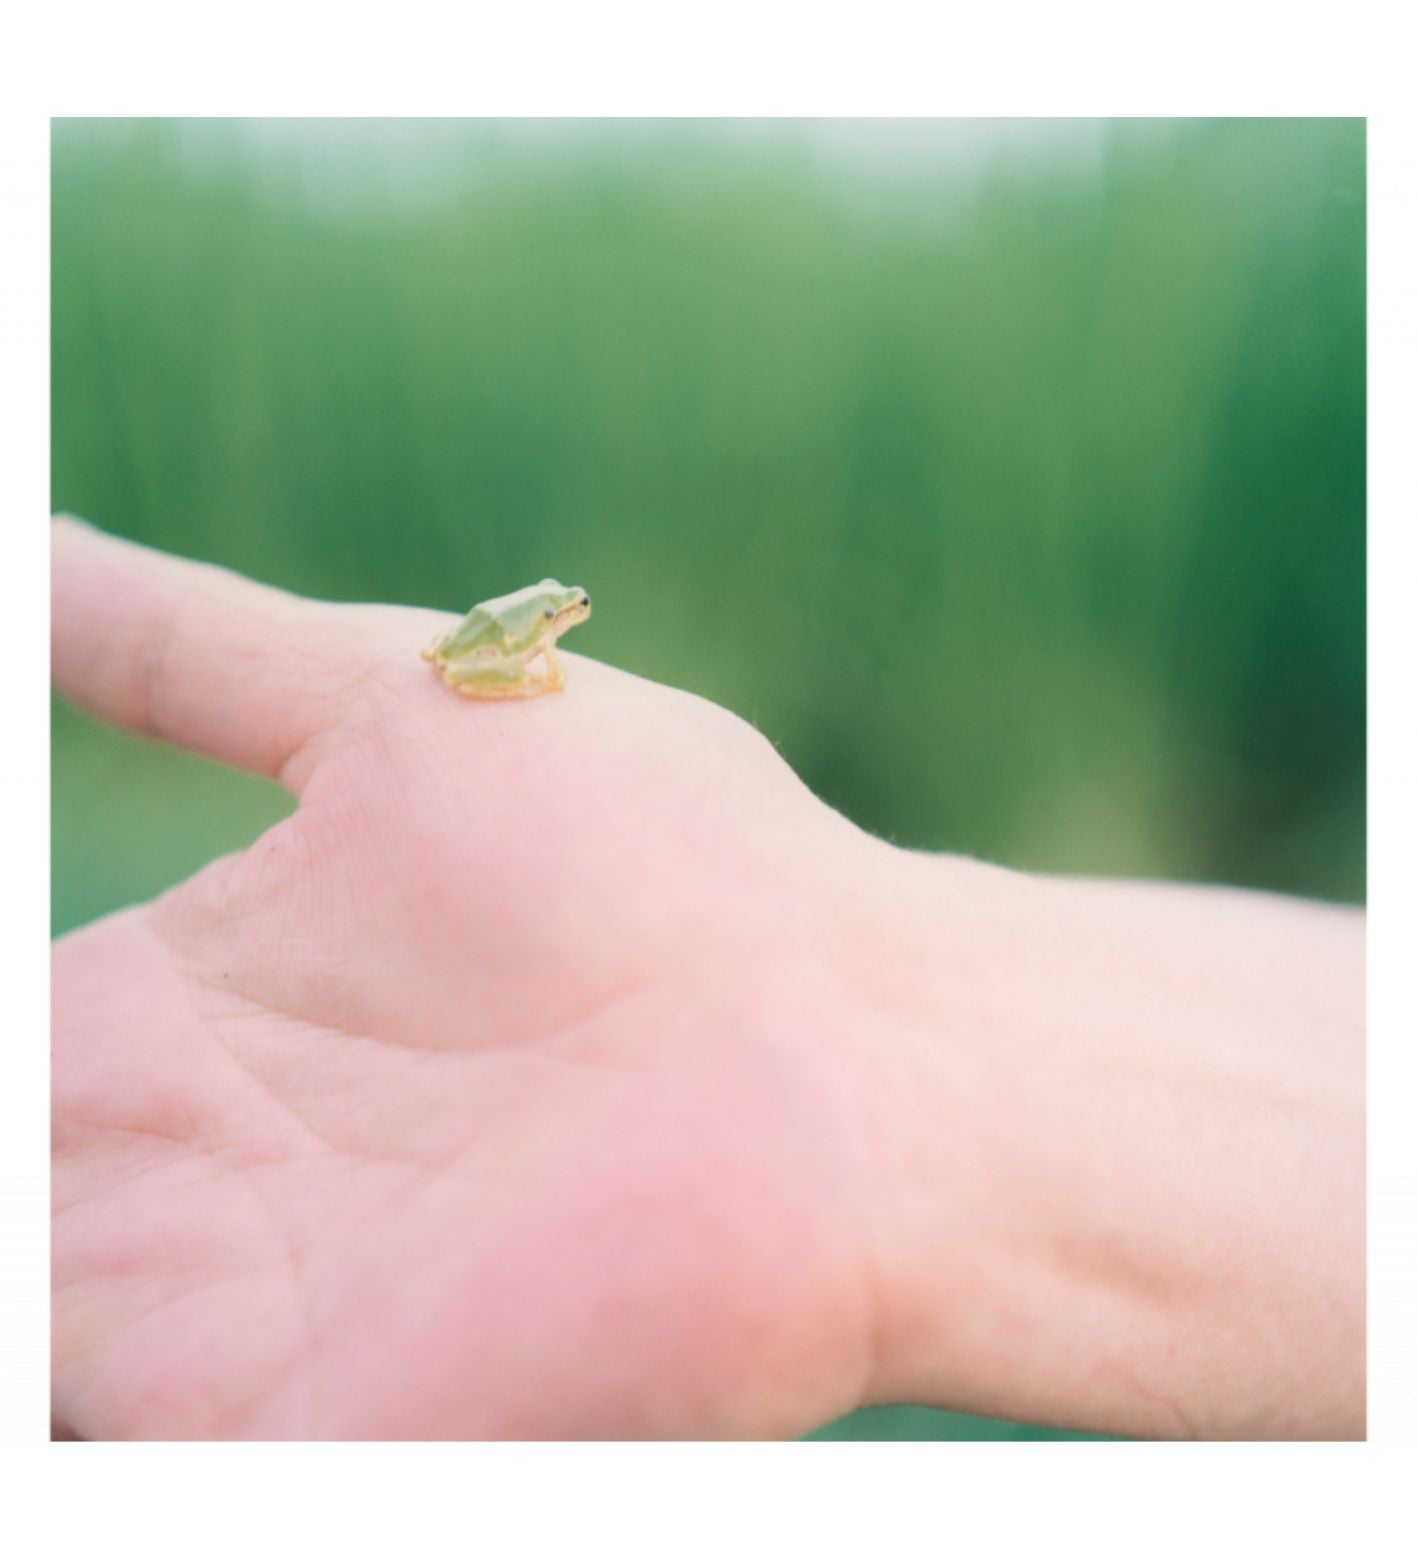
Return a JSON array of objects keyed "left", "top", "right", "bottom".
[{"left": 50, "top": 519, "right": 1365, "bottom": 1440}]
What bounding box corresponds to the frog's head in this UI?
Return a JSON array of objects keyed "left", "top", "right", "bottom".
[{"left": 503, "top": 580, "right": 592, "bottom": 653}]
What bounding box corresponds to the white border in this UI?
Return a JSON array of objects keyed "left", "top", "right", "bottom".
[
  {"left": 1366, "top": 102, "right": 1416, "bottom": 1444},
  {"left": 7, "top": 2, "right": 1414, "bottom": 1552}
]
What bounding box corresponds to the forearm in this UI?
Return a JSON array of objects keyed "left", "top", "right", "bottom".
[{"left": 837, "top": 844, "right": 1365, "bottom": 1438}]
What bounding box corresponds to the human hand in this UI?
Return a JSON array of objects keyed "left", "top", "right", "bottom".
[
  {"left": 51, "top": 519, "right": 899, "bottom": 1439},
  {"left": 52, "top": 520, "right": 1364, "bottom": 1441}
]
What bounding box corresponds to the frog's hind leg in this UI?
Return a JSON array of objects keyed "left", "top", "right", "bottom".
[
  {"left": 443, "top": 662, "right": 535, "bottom": 699},
  {"left": 441, "top": 657, "right": 560, "bottom": 700},
  {"left": 450, "top": 646, "right": 564, "bottom": 697}
]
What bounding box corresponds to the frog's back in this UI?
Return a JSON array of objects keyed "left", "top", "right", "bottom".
[{"left": 442, "top": 603, "right": 505, "bottom": 655}]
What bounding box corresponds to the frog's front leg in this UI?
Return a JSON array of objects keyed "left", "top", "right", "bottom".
[{"left": 539, "top": 643, "right": 566, "bottom": 693}]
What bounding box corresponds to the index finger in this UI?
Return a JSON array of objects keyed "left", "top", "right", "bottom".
[{"left": 50, "top": 518, "right": 446, "bottom": 793}]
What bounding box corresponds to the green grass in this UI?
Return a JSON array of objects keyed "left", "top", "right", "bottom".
[
  {"left": 805, "top": 1405, "right": 1111, "bottom": 1441},
  {"left": 51, "top": 699, "right": 293, "bottom": 937},
  {"left": 51, "top": 118, "right": 1365, "bottom": 1440}
]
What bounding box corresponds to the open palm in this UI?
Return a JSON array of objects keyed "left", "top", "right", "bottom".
[{"left": 51, "top": 522, "right": 882, "bottom": 1439}]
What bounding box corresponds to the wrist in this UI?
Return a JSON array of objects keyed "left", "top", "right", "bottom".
[
  {"left": 823, "top": 842, "right": 1365, "bottom": 1438},
  {"left": 819, "top": 840, "right": 1048, "bottom": 1418}
]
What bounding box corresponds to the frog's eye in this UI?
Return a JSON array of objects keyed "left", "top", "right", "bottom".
[
  {"left": 544, "top": 608, "right": 554, "bottom": 620},
  {"left": 580, "top": 596, "right": 590, "bottom": 608}
]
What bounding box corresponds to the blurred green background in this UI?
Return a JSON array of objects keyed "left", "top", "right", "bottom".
[{"left": 51, "top": 118, "right": 1365, "bottom": 1441}]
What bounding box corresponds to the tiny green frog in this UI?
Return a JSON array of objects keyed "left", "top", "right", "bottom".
[{"left": 422, "top": 580, "right": 592, "bottom": 698}]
